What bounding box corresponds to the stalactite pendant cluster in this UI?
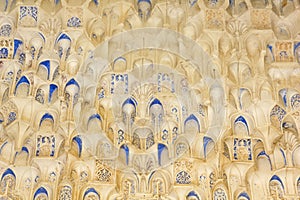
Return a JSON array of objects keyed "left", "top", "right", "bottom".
[{"left": 0, "top": 0, "right": 300, "bottom": 199}]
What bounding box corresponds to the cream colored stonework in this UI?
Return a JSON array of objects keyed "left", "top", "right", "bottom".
[{"left": 0, "top": 0, "right": 299, "bottom": 199}]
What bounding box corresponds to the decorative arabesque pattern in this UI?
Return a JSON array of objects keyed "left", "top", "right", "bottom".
[{"left": 0, "top": 0, "right": 299, "bottom": 200}]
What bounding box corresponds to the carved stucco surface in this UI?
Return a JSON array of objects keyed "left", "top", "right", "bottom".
[{"left": 0, "top": 0, "right": 300, "bottom": 199}]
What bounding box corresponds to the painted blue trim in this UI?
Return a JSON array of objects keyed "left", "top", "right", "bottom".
[
  {"left": 270, "top": 175, "right": 284, "bottom": 190},
  {"left": 268, "top": 44, "right": 273, "bottom": 51},
  {"left": 279, "top": 88, "right": 288, "bottom": 107},
  {"left": 56, "top": 33, "right": 71, "bottom": 44},
  {"left": 63, "top": 185, "right": 72, "bottom": 190},
  {"left": 257, "top": 150, "right": 272, "bottom": 170},
  {"left": 138, "top": 0, "right": 152, "bottom": 5},
  {"left": 39, "top": 60, "right": 50, "bottom": 80},
  {"left": 279, "top": 148, "right": 287, "bottom": 166},
  {"left": 120, "top": 144, "right": 129, "bottom": 165},
  {"left": 294, "top": 42, "right": 300, "bottom": 55},
  {"left": 234, "top": 116, "right": 249, "bottom": 134},
  {"left": 238, "top": 192, "right": 250, "bottom": 200},
  {"left": 1, "top": 168, "right": 16, "bottom": 180},
  {"left": 122, "top": 98, "right": 137, "bottom": 108},
  {"left": 257, "top": 151, "right": 266, "bottom": 157},
  {"left": 38, "top": 32, "right": 46, "bottom": 42},
  {"left": 114, "top": 57, "right": 126, "bottom": 64},
  {"left": 267, "top": 44, "right": 275, "bottom": 61},
  {"left": 13, "top": 39, "right": 23, "bottom": 58},
  {"left": 84, "top": 188, "right": 100, "bottom": 199},
  {"left": 189, "top": 0, "right": 197, "bottom": 7},
  {"left": 150, "top": 98, "right": 162, "bottom": 107},
  {"left": 4, "top": 0, "right": 8, "bottom": 11},
  {"left": 187, "top": 191, "right": 200, "bottom": 200},
  {"left": 66, "top": 78, "right": 80, "bottom": 89},
  {"left": 72, "top": 136, "right": 82, "bottom": 157},
  {"left": 39, "top": 113, "right": 54, "bottom": 127},
  {"left": 0, "top": 141, "right": 7, "bottom": 154},
  {"left": 49, "top": 84, "right": 58, "bottom": 102},
  {"left": 234, "top": 116, "right": 248, "bottom": 126},
  {"left": 203, "top": 136, "right": 213, "bottom": 158},
  {"left": 93, "top": 0, "right": 99, "bottom": 6},
  {"left": 16, "top": 76, "right": 30, "bottom": 89},
  {"left": 88, "top": 114, "right": 101, "bottom": 122},
  {"left": 184, "top": 114, "right": 200, "bottom": 132},
  {"left": 158, "top": 143, "right": 167, "bottom": 165},
  {"left": 21, "top": 146, "right": 29, "bottom": 153},
  {"left": 34, "top": 187, "right": 48, "bottom": 199}
]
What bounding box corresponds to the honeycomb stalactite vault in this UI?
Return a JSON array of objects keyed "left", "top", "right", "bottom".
[{"left": 0, "top": 0, "right": 300, "bottom": 199}]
